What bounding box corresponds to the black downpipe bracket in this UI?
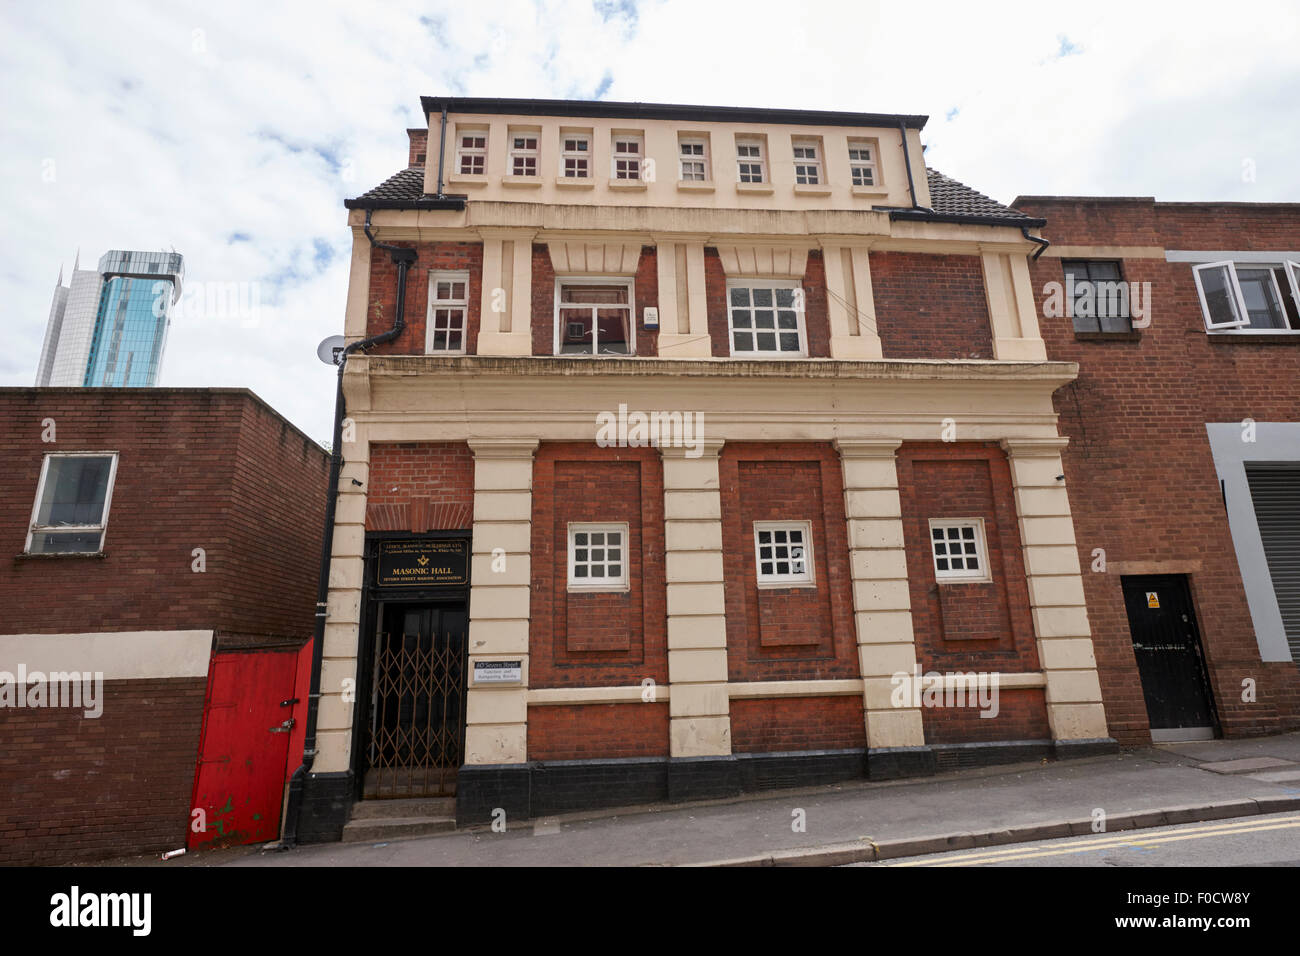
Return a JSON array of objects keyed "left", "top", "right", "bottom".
[
  {"left": 1021, "top": 225, "right": 1051, "bottom": 260},
  {"left": 280, "top": 210, "right": 416, "bottom": 848}
]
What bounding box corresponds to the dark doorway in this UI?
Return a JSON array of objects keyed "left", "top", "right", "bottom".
[
  {"left": 1121, "top": 575, "right": 1218, "bottom": 741},
  {"left": 364, "top": 601, "right": 468, "bottom": 797}
]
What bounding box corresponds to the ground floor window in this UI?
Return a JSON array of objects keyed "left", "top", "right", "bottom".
[
  {"left": 753, "top": 521, "right": 814, "bottom": 587},
  {"left": 928, "top": 518, "right": 989, "bottom": 582},
  {"left": 567, "top": 522, "right": 629, "bottom": 590}
]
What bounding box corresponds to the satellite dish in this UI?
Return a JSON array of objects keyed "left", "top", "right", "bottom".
[{"left": 317, "top": 335, "right": 348, "bottom": 367}]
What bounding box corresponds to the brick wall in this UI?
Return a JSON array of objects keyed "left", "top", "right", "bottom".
[
  {"left": 527, "top": 702, "right": 670, "bottom": 760},
  {"left": 365, "top": 441, "right": 475, "bottom": 531},
  {"left": 529, "top": 444, "right": 668, "bottom": 688},
  {"left": 366, "top": 241, "right": 483, "bottom": 356},
  {"left": 730, "top": 696, "right": 866, "bottom": 753},
  {"left": 719, "top": 443, "right": 857, "bottom": 682},
  {"left": 407, "top": 128, "right": 428, "bottom": 167},
  {"left": 1014, "top": 198, "right": 1300, "bottom": 742},
  {"left": 921, "top": 688, "right": 1052, "bottom": 745},
  {"left": 870, "top": 251, "right": 995, "bottom": 360},
  {"left": 0, "top": 677, "right": 207, "bottom": 865}
]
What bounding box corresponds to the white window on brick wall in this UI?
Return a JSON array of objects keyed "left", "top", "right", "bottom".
[
  {"left": 726, "top": 280, "right": 805, "bottom": 356},
  {"left": 848, "top": 140, "right": 878, "bottom": 186},
  {"left": 568, "top": 523, "right": 629, "bottom": 591},
  {"left": 1193, "top": 260, "right": 1300, "bottom": 333},
  {"left": 736, "top": 138, "right": 765, "bottom": 183},
  {"left": 427, "top": 270, "right": 469, "bottom": 353},
  {"left": 928, "top": 518, "right": 990, "bottom": 582},
  {"left": 456, "top": 129, "right": 487, "bottom": 175},
  {"left": 611, "top": 135, "right": 643, "bottom": 180},
  {"left": 792, "top": 140, "right": 822, "bottom": 185},
  {"left": 754, "top": 521, "right": 814, "bottom": 587},
  {"left": 508, "top": 132, "right": 539, "bottom": 176},
  {"left": 26, "top": 453, "right": 119, "bottom": 554},
  {"left": 561, "top": 133, "right": 590, "bottom": 178},
  {"left": 679, "top": 137, "right": 708, "bottom": 181}
]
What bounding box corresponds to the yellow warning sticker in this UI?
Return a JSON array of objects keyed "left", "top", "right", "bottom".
[{"left": 1146, "top": 592, "right": 1160, "bottom": 609}]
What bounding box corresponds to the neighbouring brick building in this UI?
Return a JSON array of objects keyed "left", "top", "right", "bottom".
[
  {"left": 297, "top": 96, "right": 1119, "bottom": 842},
  {"left": 0, "top": 388, "right": 328, "bottom": 863},
  {"left": 1014, "top": 196, "right": 1300, "bottom": 744}
]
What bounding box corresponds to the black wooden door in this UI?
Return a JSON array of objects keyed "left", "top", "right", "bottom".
[{"left": 1122, "top": 575, "right": 1217, "bottom": 732}]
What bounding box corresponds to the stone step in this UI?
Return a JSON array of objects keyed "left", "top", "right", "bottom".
[
  {"left": 350, "top": 797, "right": 457, "bottom": 821},
  {"left": 341, "top": 815, "right": 456, "bottom": 843}
]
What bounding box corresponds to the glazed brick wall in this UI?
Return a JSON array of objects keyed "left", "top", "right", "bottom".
[
  {"left": 0, "top": 677, "right": 206, "bottom": 865},
  {"left": 921, "top": 688, "right": 1053, "bottom": 745},
  {"left": 527, "top": 702, "right": 670, "bottom": 760},
  {"left": 366, "top": 241, "right": 483, "bottom": 356},
  {"left": 730, "top": 696, "right": 866, "bottom": 753},
  {"left": 870, "top": 252, "right": 995, "bottom": 360},
  {"left": 897, "top": 442, "right": 1042, "bottom": 677},
  {"left": 719, "top": 443, "right": 857, "bottom": 681},
  {"left": 530, "top": 246, "right": 659, "bottom": 356},
  {"left": 365, "top": 441, "right": 474, "bottom": 531},
  {"left": 1013, "top": 198, "right": 1300, "bottom": 742},
  {"left": 704, "top": 248, "right": 833, "bottom": 357},
  {"left": 0, "top": 389, "right": 327, "bottom": 640},
  {"left": 529, "top": 444, "right": 668, "bottom": 687}
]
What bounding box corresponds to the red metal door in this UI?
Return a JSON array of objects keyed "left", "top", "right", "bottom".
[{"left": 188, "top": 648, "right": 302, "bottom": 850}]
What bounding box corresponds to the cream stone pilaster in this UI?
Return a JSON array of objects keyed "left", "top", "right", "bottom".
[
  {"left": 475, "top": 229, "right": 535, "bottom": 356},
  {"left": 834, "top": 439, "right": 925, "bottom": 750},
  {"left": 982, "top": 251, "right": 1047, "bottom": 361},
  {"left": 464, "top": 438, "right": 538, "bottom": 764},
  {"left": 820, "top": 241, "right": 883, "bottom": 360},
  {"left": 343, "top": 229, "right": 373, "bottom": 341},
  {"left": 654, "top": 237, "right": 711, "bottom": 358},
  {"left": 661, "top": 440, "right": 731, "bottom": 756},
  {"left": 315, "top": 418, "right": 370, "bottom": 774},
  {"left": 1001, "top": 438, "right": 1110, "bottom": 742}
]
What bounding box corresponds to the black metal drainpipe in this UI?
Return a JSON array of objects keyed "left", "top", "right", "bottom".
[
  {"left": 280, "top": 209, "right": 416, "bottom": 848},
  {"left": 435, "top": 103, "right": 449, "bottom": 199},
  {"left": 898, "top": 119, "right": 920, "bottom": 210},
  {"left": 1021, "top": 225, "right": 1050, "bottom": 260}
]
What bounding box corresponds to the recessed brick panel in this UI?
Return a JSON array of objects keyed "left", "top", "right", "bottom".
[
  {"left": 870, "top": 251, "right": 995, "bottom": 360},
  {"left": 730, "top": 696, "right": 866, "bottom": 753},
  {"left": 527, "top": 702, "right": 669, "bottom": 760}
]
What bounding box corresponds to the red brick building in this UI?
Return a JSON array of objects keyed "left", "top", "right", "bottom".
[
  {"left": 1015, "top": 196, "right": 1300, "bottom": 744},
  {"left": 0, "top": 387, "right": 328, "bottom": 863}
]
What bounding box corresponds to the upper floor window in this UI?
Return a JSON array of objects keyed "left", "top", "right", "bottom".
[
  {"left": 427, "top": 270, "right": 469, "bottom": 354},
  {"left": 26, "top": 453, "right": 118, "bottom": 554},
  {"left": 928, "top": 519, "right": 989, "bottom": 583},
  {"left": 736, "top": 138, "right": 766, "bottom": 183},
  {"left": 679, "top": 137, "right": 709, "bottom": 181},
  {"left": 792, "top": 140, "right": 822, "bottom": 185},
  {"left": 456, "top": 129, "right": 487, "bottom": 175},
  {"left": 561, "top": 133, "right": 590, "bottom": 178},
  {"left": 555, "top": 280, "right": 634, "bottom": 356},
  {"left": 1193, "top": 260, "right": 1300, "bottom": 333},
  {"left": 727, "top": 280, "right": 805, "bottom": 356},
  {"left": 847, "top": 140, "right": 878, "bottom": 186},
  {"left": 1062, "top": 259, "right": 1131, "bottom": 333},
  {"left": 611, "top": 135, "right": 643, "bottom": 180},
  {"left": 508, "top": 131, "right": 539, "bottom": 177}
]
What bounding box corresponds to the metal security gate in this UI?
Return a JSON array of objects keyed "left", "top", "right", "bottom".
[
  {"left": 1122, "top": 575, "right": 1218, "bottom": 741},
  {"left": 365, "top": 604, "right": 467, "bottom": 798},
  {"left": 1245, "top": 464, "right": 1300, "bottom": 666}
]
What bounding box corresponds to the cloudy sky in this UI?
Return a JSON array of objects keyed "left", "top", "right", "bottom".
[{"left": 3, "top": 1, "right": 1297, "bottom": 441}]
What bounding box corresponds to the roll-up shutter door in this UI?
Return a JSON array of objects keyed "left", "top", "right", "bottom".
[{"left": 1245, "top": 464, "right": 1300, "bottom": 665}]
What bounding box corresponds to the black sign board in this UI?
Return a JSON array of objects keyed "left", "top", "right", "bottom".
[{"left": 377, "top": 539, "right": 469, "bottom": 588}]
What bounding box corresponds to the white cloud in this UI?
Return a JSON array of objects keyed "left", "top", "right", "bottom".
[{"left": 2, "top": 0, "right": 1297, "bottom": 439}]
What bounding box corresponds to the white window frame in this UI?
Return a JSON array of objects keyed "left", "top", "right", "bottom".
[
  {"left": 567, "top": 522, "right": 630, "bottom": 592},
  {"left": 791, "top": 140, "right": 822, "bottom": 185},
  {"left": 928, "top": 518, "right": 991, "bottom": 583},
  {"left": 553, "top": 276, "right": 636, "bottom": 357},
  {"left": 725, "top": 279, "right": 807, "bottom": 357},
  {"left": 736, "top": 138, "right": 766, "bottom": 183},
  {"left": 1194, "top": 259, "right": 1300, "bottom": 333},
  {"left": 848, "top": 140, "right": 878, "bottom": 187},
  {"left": 426, "top": 270, "right": 469, "bottom": 355},
  {"left": 561, "top": 133, "right": 591, "bottom": 179},
  {"left": 753, "top": 521, "right": 815, "bottom": 588},
  {"left": 679, "top": 137, "right": 709, "bottom": 182},
  {"left": 25, "top": 452, "right": 120, "bottom": 554},
  {"left": 508, "top": 131, "right": 540, "bottom": 177},
  {"left": 611, "top": 134, "right": 643, "bottom": 180},
  {"left": 455, "top": 128, "right": 488, "bottom": 176}
]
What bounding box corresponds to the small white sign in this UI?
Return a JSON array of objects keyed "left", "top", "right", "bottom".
[{"left": 474, "top": 660, "right": 523, "bottom": 684}]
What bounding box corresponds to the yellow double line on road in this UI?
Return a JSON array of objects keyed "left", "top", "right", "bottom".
[{"left": 885, "top": 814, "right": 1300, "bottom": 866}]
